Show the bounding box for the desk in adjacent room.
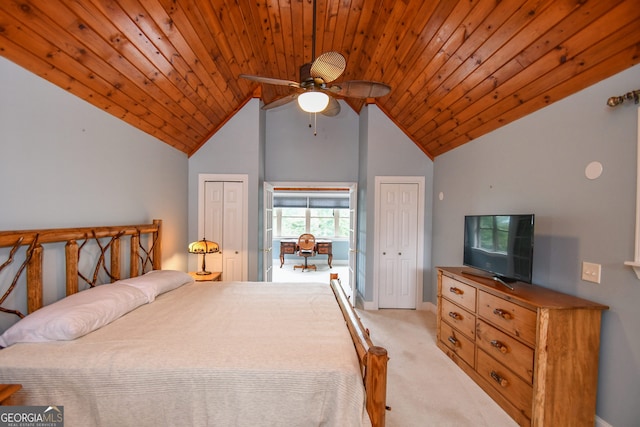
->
[279,239,332,268]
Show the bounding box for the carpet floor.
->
[357,308,517,427]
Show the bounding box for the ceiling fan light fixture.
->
[297,91,330,113]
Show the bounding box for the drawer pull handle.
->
[447,336,458,346]
[493,308,513,320]
[448,311,462,320]
[449,287,463,295]
[490,339,509,354]
[490,370,509,387]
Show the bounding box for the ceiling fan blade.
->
[321,97,341,117]
[338,80,391,98]
[239,74,301,88]
[262,93,299,110]
[310,52,346,83]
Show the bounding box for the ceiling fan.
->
[239,0,391,117]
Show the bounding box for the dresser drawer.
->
[440,321,475,367]
[478,291,537,346]
[441,275,477,313]
[280,242,296,254]
[440,297,475,339]
[476,320,534,383]
[477,349,533,420]
[316,242,331,254]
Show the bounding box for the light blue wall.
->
[360,106,434,302]
[264,100,359,182]
[0,57,189,325]
[187,99,262,280]
[432,63,640,426]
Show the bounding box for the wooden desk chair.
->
[293,233,317,271]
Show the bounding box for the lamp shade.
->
[188,239,219,254]
[297,91,330,113]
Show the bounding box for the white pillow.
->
[0,283,147,348]
[119,270,193,302]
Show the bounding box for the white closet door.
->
[204,181,245,281]
[204,181,224,274]
[378,182,418,309]
[222,181,244,281]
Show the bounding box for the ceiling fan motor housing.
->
[300,63,315,87]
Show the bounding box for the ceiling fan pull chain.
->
[307,112,318,136]
[314,112,318,136]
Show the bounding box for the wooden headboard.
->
[0,219,162,319]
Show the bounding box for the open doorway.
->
[264,182,357,302]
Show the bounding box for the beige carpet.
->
[357,308,517,427]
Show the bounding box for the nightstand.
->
[189,271,222,282]
[0,384,21,405]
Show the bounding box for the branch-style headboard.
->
[0,219,162,319]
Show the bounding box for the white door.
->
[222,182,244,281]
[204,181,223,275]
[204,181,245,281]
[378,182,418,309]
[348,184,358,305]
[263,183,274,282]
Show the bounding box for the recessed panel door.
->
[378,183,418,309]
[204,181,245,281]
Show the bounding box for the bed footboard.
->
[330,277,388,427]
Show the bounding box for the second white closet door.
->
[378,182,418,309]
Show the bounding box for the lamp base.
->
[195,270,211,275]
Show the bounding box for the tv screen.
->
[463,214,534,283]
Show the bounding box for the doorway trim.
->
[266,180,358,299]
[197,173,249,280]
[372,175,425,310]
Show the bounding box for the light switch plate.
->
[582,261,601,284]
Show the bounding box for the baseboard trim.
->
[595,415,612,427]
[360,300,436,311]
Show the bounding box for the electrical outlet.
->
[582,262,601,284]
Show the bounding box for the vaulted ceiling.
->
[1,1,639,158]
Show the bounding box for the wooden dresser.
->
[437,267,608,426]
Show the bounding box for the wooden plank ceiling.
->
[1,1,639,158]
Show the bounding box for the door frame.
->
[265,180,358,296]
[263,182,274,282]
[198,173,249,281]
[372,176,425,310]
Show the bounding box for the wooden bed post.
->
[26,244,43,313]
[365,346,388,426]
[111,237,121,282]
[152,219,162,270]
[65,240,79,296]
[130,233,140,278]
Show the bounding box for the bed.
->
[0,220,388,427]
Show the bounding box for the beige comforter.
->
[0,282,370,427]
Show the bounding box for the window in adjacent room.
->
[274,194,349,239]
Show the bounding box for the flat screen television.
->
[463,214,535,285]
